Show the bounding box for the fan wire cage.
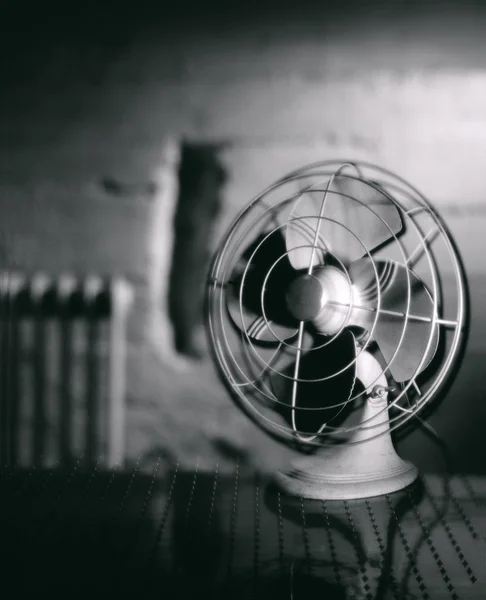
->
[207,161,466,458]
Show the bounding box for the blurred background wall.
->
[1,0,485,474]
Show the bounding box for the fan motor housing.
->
[312,267,355,336]
[285,266,355,336]
[285,274,324,322]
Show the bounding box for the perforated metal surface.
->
[0,462,484,599]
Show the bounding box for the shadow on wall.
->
[168,142,228,359]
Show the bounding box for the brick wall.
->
[2,2,486,473]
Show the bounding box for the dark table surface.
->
[0,463,484,599]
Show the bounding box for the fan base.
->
[275,456,418,501]
[275,393,419,500]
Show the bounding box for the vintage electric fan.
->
[206,161,467,500]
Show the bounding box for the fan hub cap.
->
[313,267,354,335]
[285,274,325,322]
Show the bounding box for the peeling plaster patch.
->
[168,142,227,358]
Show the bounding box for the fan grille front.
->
[207,161,467,447]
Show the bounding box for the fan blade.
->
[271,330,357,434]
[240,227,289,271]
[307,176,403,264]
[226,291,298,343]
[349,258,439,382]
[285,193,328,270]
[226,229,298,342]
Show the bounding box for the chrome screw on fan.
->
[207,160,467,500]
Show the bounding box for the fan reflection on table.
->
[264,476,425,600]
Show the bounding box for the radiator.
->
[0,272,134,469]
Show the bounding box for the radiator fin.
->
[0,272,133,469]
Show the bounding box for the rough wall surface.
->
[2,2,486,473]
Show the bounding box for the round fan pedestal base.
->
[275,454,418,501]
[275,394,419,501]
